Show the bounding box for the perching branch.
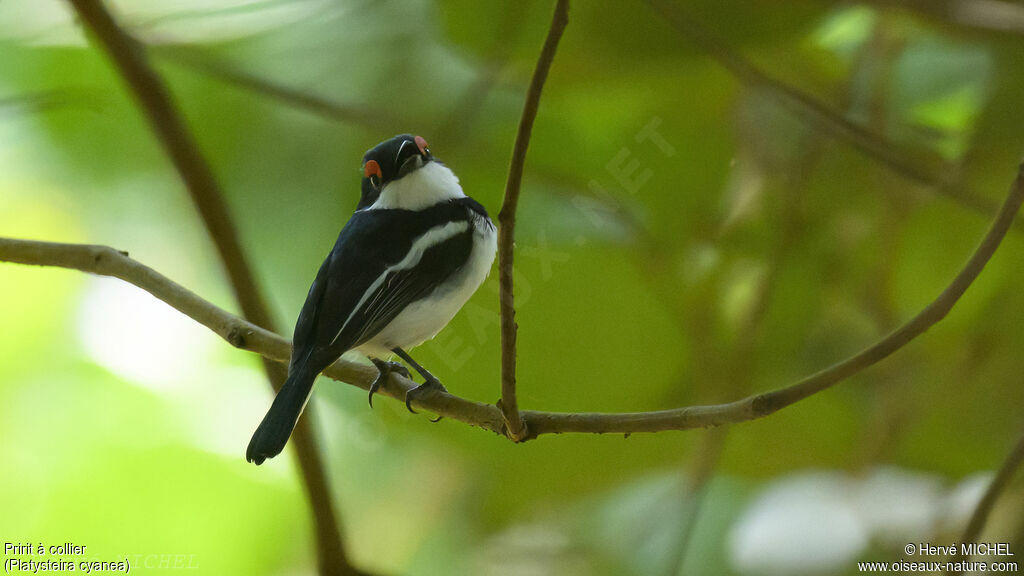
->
[945,425,1024,576]
[0,237,504,432]
[64,1,359,574]
[496,0,570,442]
[2,164,1020,440]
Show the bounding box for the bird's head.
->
[358,134,438,210]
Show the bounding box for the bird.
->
[246,134,497,465]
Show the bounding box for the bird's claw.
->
[368,359,411,408]
[404,377,447,415]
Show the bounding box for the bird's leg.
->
[392,347,447,416]
[368,357,411,408]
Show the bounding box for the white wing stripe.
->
[329,220,470,346]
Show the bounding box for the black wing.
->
[289,201,476,376]
[342,223,473,347]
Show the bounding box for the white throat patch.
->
[366,161,466,211]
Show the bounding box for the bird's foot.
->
[368,359,411,408]
[405,376,448,416]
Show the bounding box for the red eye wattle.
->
[364,159,382,179]
[414,135,429,156]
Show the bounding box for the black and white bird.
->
[246,134,497,465]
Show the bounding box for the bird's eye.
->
[414,135,429,156]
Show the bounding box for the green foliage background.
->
[2,1,1023,574]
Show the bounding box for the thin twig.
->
[3,163,1019,439]
[945,425,1024,576]
[496,0,570,442]
[64,1,359,574]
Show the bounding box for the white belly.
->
[355,218,496,358]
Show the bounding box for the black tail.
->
[246,368,315,465]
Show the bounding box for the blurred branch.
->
[67,0,274,329]
[147,21,604,210]
[850,24,919,469]
[668,426,726,575]
[3,162,1020,439]
[151,44,401,130]
[0,90,76,114]
[946,425,1024,576]
[863,0,1024,35]
[523,161,1023,437]
[672,166,805,572]
[132,0,298,30]
[644,0,1024,232]
[497,0,570,442]
[64,1,360,574]
[432,1,531,143]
